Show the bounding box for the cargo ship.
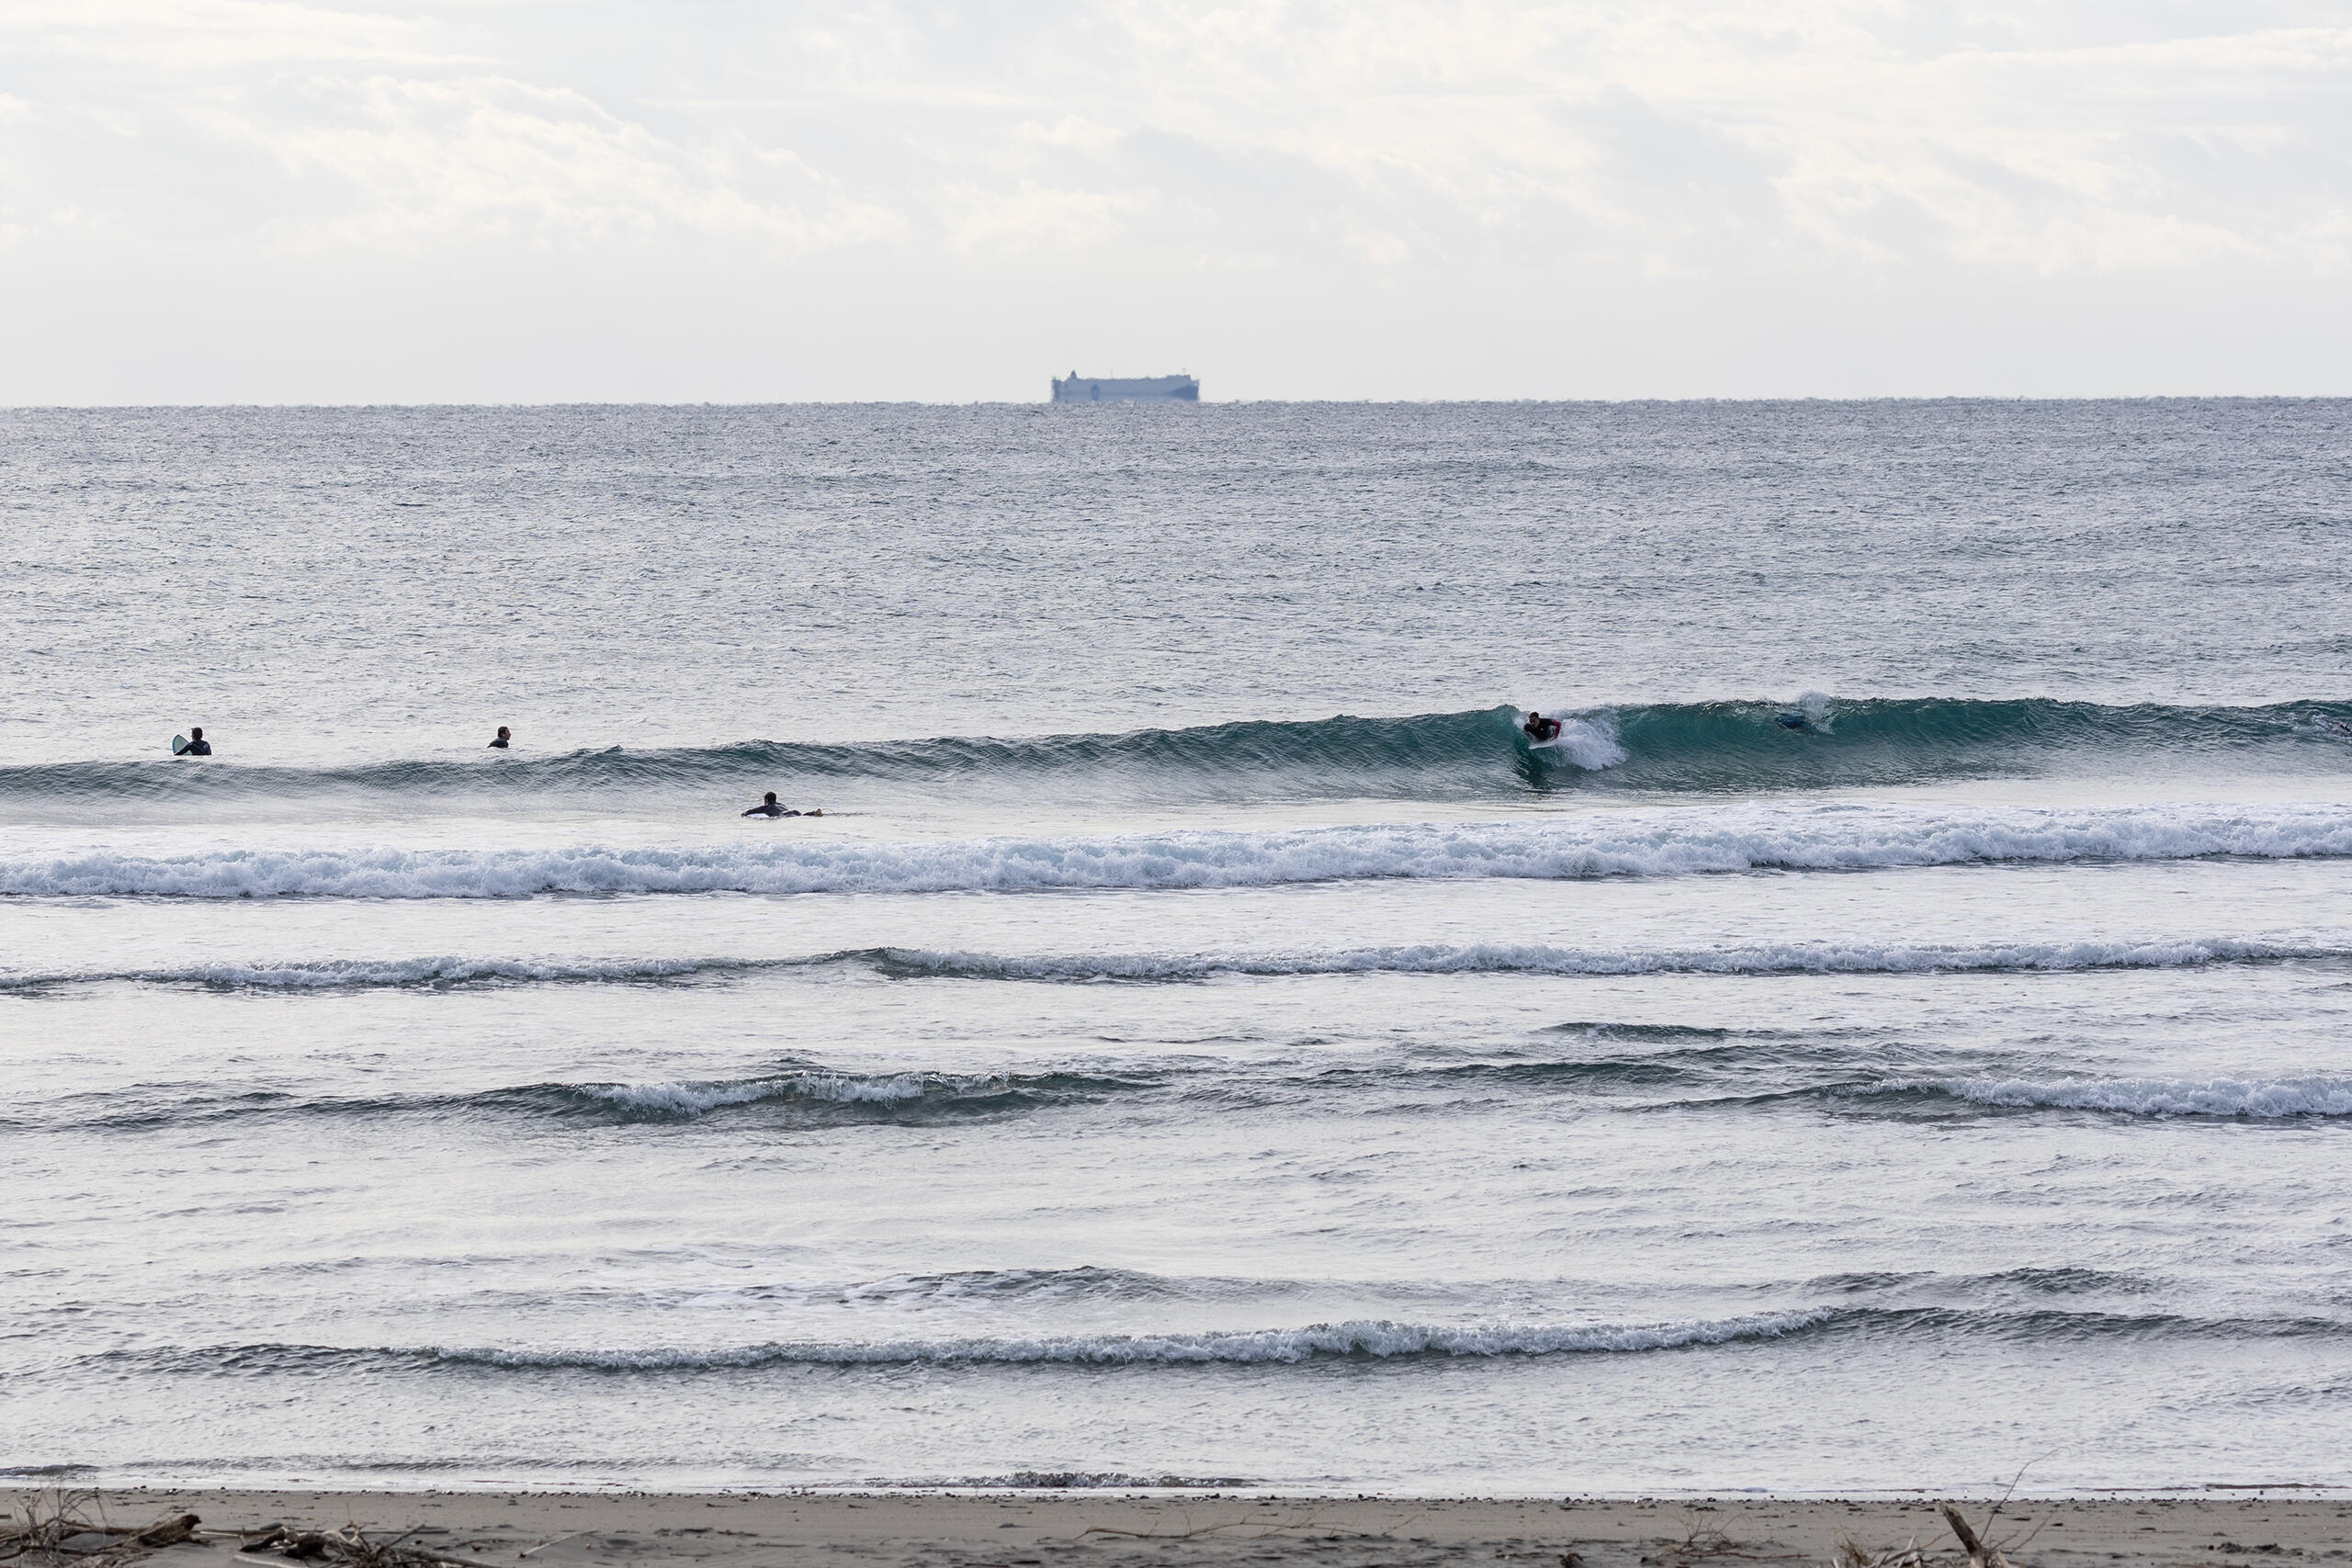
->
[1051,372,1199,403]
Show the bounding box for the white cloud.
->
[1,0,2347,397]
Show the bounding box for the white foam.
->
[6,802,2350,898]
[434,1309,1831,1369]
[1531,716,1630,770]
[1939,1077,2352,1117]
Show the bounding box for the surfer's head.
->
[763,792,778,805]
[496,726,511,740]
[190,727,204,740]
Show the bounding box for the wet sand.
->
[46,1489,2352,1568]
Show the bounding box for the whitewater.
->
[6,399,2352,1497]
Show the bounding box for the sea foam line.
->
[6,802,2352,898]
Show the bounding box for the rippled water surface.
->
[4,400,2350,1493]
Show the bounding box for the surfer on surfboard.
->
[173,727,212,757]
[1521,712,1563,743]
[742,792,822,818]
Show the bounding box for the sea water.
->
[3,400,2350,1494]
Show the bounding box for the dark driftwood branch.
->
[1938,1504,2015,1568]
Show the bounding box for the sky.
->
[3,0,2349,402]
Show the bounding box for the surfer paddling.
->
[743,792,822,818]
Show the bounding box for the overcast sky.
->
[4,0,2349,401]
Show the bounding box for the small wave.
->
[8,933,2335,995]
[102,1303,2352,1380]
[27,1068,1141,1133]
[1926,1077,2352,1118]
[126,1311,1834,1373]
[0,955,756,992]
[927,1472,1248,1490]
[547,1070,1106,1121]
[7,802,2351,899]
[868,935,2342,982]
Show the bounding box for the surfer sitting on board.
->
[489,726,512,749]
[1521,712,1563,743]
[743,792,821,818]
[175,727,212,757]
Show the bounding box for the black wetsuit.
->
[488,737,510,749]
[181,738,212,756]
[742,803,800,818]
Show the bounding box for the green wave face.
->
[3,698,2346,804]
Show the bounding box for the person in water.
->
[1521,711,1562,742]
[489,726,512,749]
[178,727,212,757]
[743,792,822,818]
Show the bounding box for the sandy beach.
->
[30,1490,2349,1568]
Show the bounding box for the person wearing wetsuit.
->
[179,727,213,757]
[489,726,512,749]
[742,792,822,818]
[1521,712,1562,742]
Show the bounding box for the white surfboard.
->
[171,734,190,755]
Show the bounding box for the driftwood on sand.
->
[1,1494,204,1568]
[1,1495,501,1568]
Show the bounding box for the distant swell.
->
[6,802,2351,898]
[8,698,2349,802]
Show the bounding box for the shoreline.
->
[17,1489,2348,1567]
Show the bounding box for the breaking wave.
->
[7,801,2352,898]
[6,697,2349,806]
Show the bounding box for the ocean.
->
[4,400,2350,1495]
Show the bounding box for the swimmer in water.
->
[742,792,822,818]
[488,726,512,749]
[1521,711,1562,742]
[1775,712,1816,732]
[178,727,212,757]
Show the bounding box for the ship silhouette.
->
[1051,371,1199,403]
